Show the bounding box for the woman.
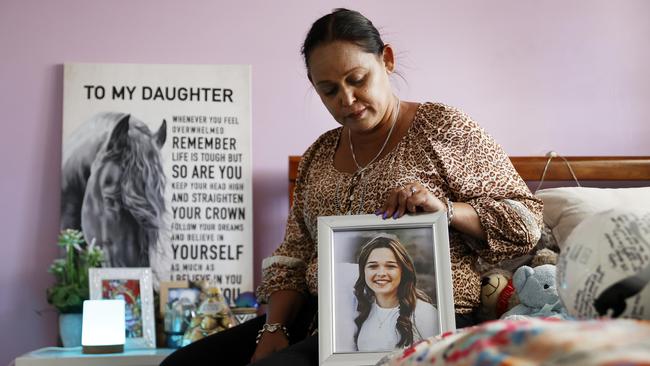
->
[162,8,542,366]
[353,236,438,352]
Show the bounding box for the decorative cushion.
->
[557,208,650,320]
[535,187,650,250]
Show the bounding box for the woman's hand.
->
[250,331,289,362]
[377,182,446,219]
[377,182,487,240]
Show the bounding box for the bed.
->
[288,155,650,365]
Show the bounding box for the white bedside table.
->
[14,347,174,366]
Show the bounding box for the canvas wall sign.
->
[62,63,253,302]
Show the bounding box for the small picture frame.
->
[159,281,202,316]
[89,267,156,349]
[318,212,456,366]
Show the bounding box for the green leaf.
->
[47,229,104,313]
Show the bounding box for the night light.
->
[81,299,125,354]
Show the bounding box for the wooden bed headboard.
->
[288,156,650,207]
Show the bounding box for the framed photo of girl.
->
[318,212,455,366]
[89,267,156,349]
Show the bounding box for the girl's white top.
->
[357,299,438,352]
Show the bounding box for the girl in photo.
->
[354,235,438,351]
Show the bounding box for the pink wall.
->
[1,0,649,363]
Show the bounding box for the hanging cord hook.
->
[534,151,581,194]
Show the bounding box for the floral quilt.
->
[377,318,650,366]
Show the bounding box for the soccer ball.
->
[557,208,650,320]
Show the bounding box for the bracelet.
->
[445,198,454,226]
[256,323,289,344]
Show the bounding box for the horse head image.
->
[61,112,166,267]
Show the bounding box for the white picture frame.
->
[318,212,456,366]
[89,267,156,349]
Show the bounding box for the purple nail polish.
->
[375,209,383,215]
[382,212,388,220]
[393,212,399,219]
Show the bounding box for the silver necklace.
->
[377,306,399,329]
[337,98,400,215]
[348,97,401,173]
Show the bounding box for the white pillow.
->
[535,187,650,250]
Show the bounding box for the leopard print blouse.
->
[256,102,543,313]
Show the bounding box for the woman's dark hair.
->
[301,8,385,77]
[353,235,432,348]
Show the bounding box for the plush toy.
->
[478,247,562,320]
[502,264,570,320]
[530,248,558,267]
[479,268,519,320]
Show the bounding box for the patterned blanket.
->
[377,318,650,366]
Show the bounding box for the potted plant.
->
[47,229,103,347]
